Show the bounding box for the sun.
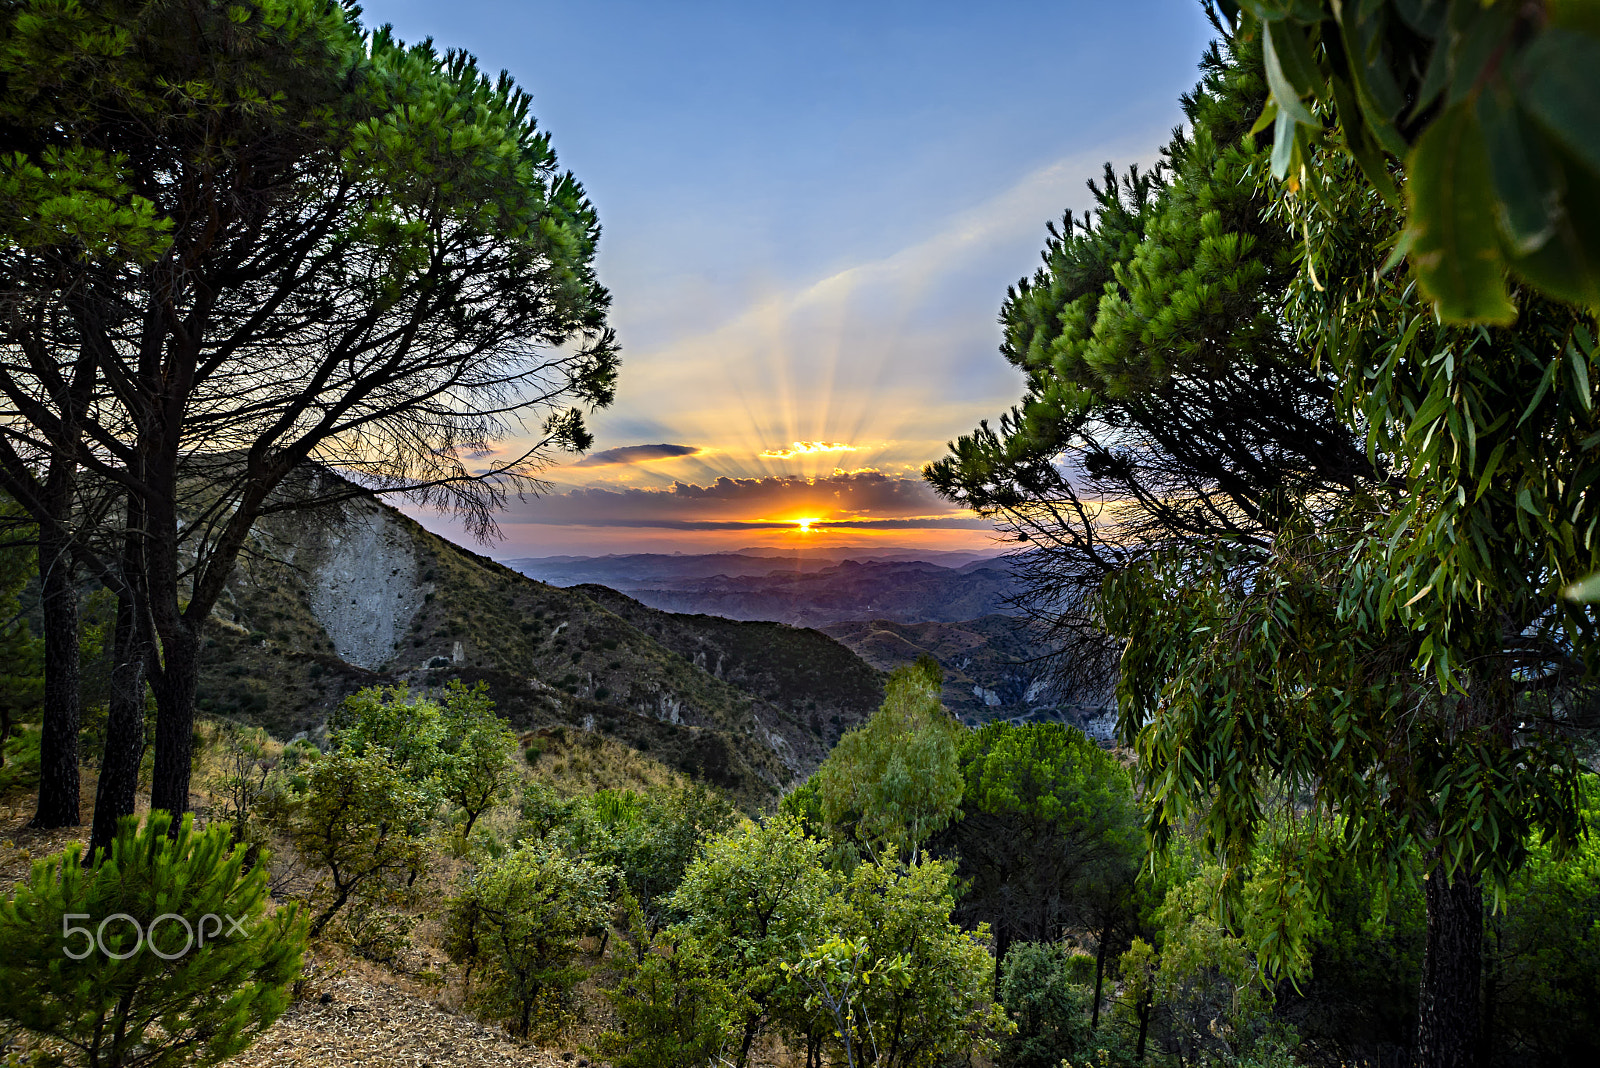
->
[795,517,821,533]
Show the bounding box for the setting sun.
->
[795,517,821,533]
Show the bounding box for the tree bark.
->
[1135,989,1152,1061]
[1092,918,1111,1030]
[30,463,80,828]
[148,623,200,819]
[1415,866,1483,1068]
[90,586,150,860]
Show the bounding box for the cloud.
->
[758,441,858,460]
[506,471,972,530]
[571,443,703,467]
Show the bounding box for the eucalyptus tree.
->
[1232,0,1600,322]
[0,0,617,836]
[928,10,1600,1068]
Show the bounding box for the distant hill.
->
[821,615,1115,739]
[505,551,1020,628]
[193,493,885,808]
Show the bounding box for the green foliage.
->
[0,502,42,754]
[1235,0,1600,320]
[811,858,1007,1068]
[330,685,449,783]
[444,844,612,1039]
[665,815,835,1066]
[815,661,962,865]
[434,681,519,837]
[592,784,737,930]
[0,812,305,1068]
[599,900,738,1068]
[997,942,1091,1068]
[274,746,436,937]
[1143,867,1285,1066]
[940,722,1141,951]
[206,722,276,850]
[0,726,41,795]
[1484,776,1600,1064]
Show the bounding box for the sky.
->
[359,0,1219,558]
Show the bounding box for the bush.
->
[275,746,436,937]
[599,901,737,1068]
[444,845,612,1039]
[0,812,305,1068]
[0,725,41,795]
[433,681,519,837]
[998,942,1091,1068]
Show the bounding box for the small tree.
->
[821,858,1007,1068]
[435,681,519,838]
[601,783,737,932]
[278,747,436,936]
[666,815,835,1068]
[815,657,962,866]
[331,685,449,783]
[782,935,903,1068]
[0,812,305,1068]
[935,721,1141,982]
[996,942,1091,1068]
[444,844,612,1039]
[599,898,739,1068]
[208,722,276,849]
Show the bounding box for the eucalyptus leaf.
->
[1405,102,1516,324]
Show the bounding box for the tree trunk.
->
[992,925,1012,995]
[90,588,150,860]
[148,623,200,819]
[1415,866,1483,1068]
[1135,989,1152,1061]
[736,1010,764,1068]
[30,470,80,829]
[1091,918,1111,1030]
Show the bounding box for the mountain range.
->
[505,549,1021,628]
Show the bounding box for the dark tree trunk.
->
[90,587,150,860]
[148,623,200,819]
[1092,918,1111,1030]
[736,1010,764,1068]
[30,467,80,829]
[992,925,1013,995]
[1135,990,1152,1061]
[1416,867,1483,1068]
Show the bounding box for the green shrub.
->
[599,900,736,1068]
[997,942,1091,1068]
[0,725,41,795]
[0,812,305,1068]
[434,681,519,837]
[444,845,612,1038]
[273,746,435,936]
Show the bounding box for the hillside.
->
[193,491,885,808]
[821,615,1114,737]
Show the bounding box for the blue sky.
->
[362,0,1219,555]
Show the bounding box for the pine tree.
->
[0,812,306,1067]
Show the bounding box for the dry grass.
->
[519,726,689,798]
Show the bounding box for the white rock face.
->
[306,500,427,670]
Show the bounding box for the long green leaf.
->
[1405,102,1516,324]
